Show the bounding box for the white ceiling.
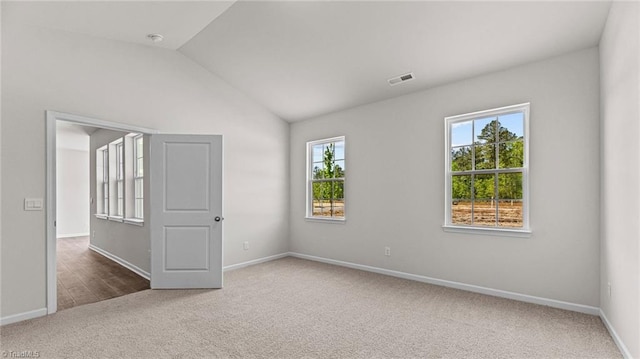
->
[180,1,611,121]
[5,1,612,122]
[4,1,235,50]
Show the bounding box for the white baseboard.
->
[600,309,632,359]
[57,232,90,239]
[89,244,150,280]
[289,252,600,316]
[0,252,628,359]
[1,308,47,326]
[224,252,289,272]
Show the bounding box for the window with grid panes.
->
[307,137,345,220]
[444,103,530,234]
[133,135,144,219]
[97,147,109,215]
[115,142,124,217]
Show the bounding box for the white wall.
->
[599,1,640,357]
[1,6,289,319]
[56,147,90,238]
[291,48,601,307]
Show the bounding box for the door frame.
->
[45,111,157,314]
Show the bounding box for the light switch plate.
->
[24,198,44,211]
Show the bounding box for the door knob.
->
[215,216,224,222]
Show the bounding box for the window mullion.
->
[452,168,522,176]
[470,174,475,225]
[494,172,499,227]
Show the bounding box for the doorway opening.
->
[46,111,157,314]
[55,121,152,310]
[46,111,224,315]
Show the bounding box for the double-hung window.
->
[444,103,530,234]
[102,149,109,214]
[97,146,109,215]
[133,135,144,219]
[115,141,124,217]
[307,136,345,220]
[96,132,144,224]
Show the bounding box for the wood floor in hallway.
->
[57,236,150,311]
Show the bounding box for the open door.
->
[150,134,223,288]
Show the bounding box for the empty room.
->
[1,1,638,358]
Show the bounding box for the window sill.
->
[124,218,144,227]
[95,214,144,226]
[442,225,531,238]
[305,216,346,224]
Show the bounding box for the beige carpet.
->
[1,257,621,358]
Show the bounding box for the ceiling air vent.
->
[388,72,415,86]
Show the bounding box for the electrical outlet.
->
[608,282,611,297]
[384,247,391,256]
[243,241,249,250]
[92,230,96,238]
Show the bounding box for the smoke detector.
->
[147,34,164,43]
[388,72,415,86]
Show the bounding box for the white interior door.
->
[150,134,223,289]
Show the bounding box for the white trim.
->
[46,111,158,315]
[45,113,57,314]
[89,244,150,280]
[443,103,530,233]
[132,134,144,220]
[223,252,289,272]
[123,218,144,226]
[599,309,632,359]
[442,225,531,238]
[306,136,346,147]
[306,136,346,220]
[0,308,47,326]
[304,217,346,224]
[56,232,90,239]
[47,111,158,135]
[288,252,600,316]
[445,103,531,122]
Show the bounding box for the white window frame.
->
[306,136,346,222]
[96,146,109,218]
[133,135,144,220]
[96,134,144,225]
[443,103,531,237]
[103,148,109,215]
[115,141,124,217]
[95,133,144,226]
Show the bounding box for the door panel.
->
[150,134,223,289]
[164,226,210,270]
[164,142,210,211]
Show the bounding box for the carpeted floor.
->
[0,257,621,358]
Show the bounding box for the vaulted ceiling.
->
[4,1,235,50]
[5,1,612,122]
